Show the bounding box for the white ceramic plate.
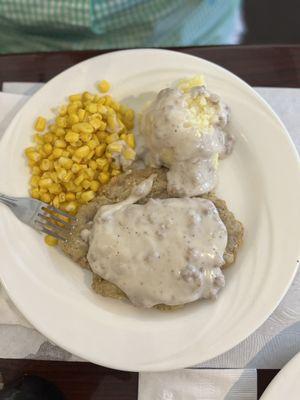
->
[261,352,300,399]
[0,49,299,372]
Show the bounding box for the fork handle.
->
[0,193,18,208]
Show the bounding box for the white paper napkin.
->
[0,83,299,368]
[139,369,257,400]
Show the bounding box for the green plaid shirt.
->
[0,0,241,54]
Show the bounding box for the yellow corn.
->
[111,169,121,177]
[35,117,46,132]
[88,160,98,170]
[74,145,90,159]
[32,166,41,176]
[72,122,94,134]
[55,127,65,137]
[81,190,95,203]
[74,174,85,186]
[39,178,53,188]
[83,91,94,101]
[40,159,51,171]
[82,179,91,190]
[86,103,98,113]
[107,141,123,153]
[69,93,82,102]
[54,139,67,148]
[95,143,106,157]
[123,147,136,160]
[90,180,100,192]
[65,192,75,201]
[68,114,80,125]
[27,151,41,162]
[44,235,58,246]
[30,176,40,187]
[71,163,81,174]
[89,118,102,130]
[64,201,78,214]
[99,172,110,184]
[58,192,66,203]
[49,183,62,194]
[52,195,60,208]
[30,188,40,199]
[58,156,73,169]
[40,193,51,203]
[126,133,136,149]
[59,105,67,116]
[56,116,67,128]
[77,108,86,121]
[98,80,110,93]
[43,143,53,155]
[105,133,119,144]
[87,139,97,150]
[96,158,108,170]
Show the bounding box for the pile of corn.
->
[24,81,136,245]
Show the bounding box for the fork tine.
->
[42,205,77,221]
[36,217,71,234]
[38,212,70,227]
[39,226,67,242]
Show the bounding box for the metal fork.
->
[0,193,77,241]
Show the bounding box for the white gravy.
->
[86,177,228,308]
[140,86,233,196]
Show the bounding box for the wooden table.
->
[0,44,299,399]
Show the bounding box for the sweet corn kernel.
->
[32,166,41,176]
[74,145,89,159]
[34,133,44,144]
[59,105,67,116]
[41,193,51,203]
[78,108,86,121]
[86,103,97,113]
[44,235,58,246]
[64,201,78,213]
[82,179,91,190]
[123,147,136,160]
[89,118,102,130]
[30,176,40,187]
[30,188,40,199]
[58,193,66,202]
[71,163,81,174]
[95,143,106,157]
[49,183,62,194]
[52,195,60,208]
[58,156,73,169]
[107,141,123,153]
[55,127,65,137]
[43,143,53,155]
[87,139,97,150]
[81,190,95,203]
[27,151,41,162]
[85,168,95,179]
[83,91,94,101]
[90,180,100,191]
[69,93,82,102]
[104,95,112,106]
[67,104,78,115]
[111,169,121,177]
[72,122,94,134]
[126,133,136,149]
[43,133,54,143]
[56,116,67,128]
[99,172,110,184]
[40,159,51,171]
[106,133,119,144]
[88,160,98,170]
[62,171,73,183]
[74,174,85,186]
[65,192,75,201]
[68,114,80,125]
[80,132,92,143]
[125,109,134,121]
[96,158,108,170]
[54,139,67,148]
[35,117,46,132]
[39,178,53,188]
[52,148,63,159]
[98,80,110,93]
